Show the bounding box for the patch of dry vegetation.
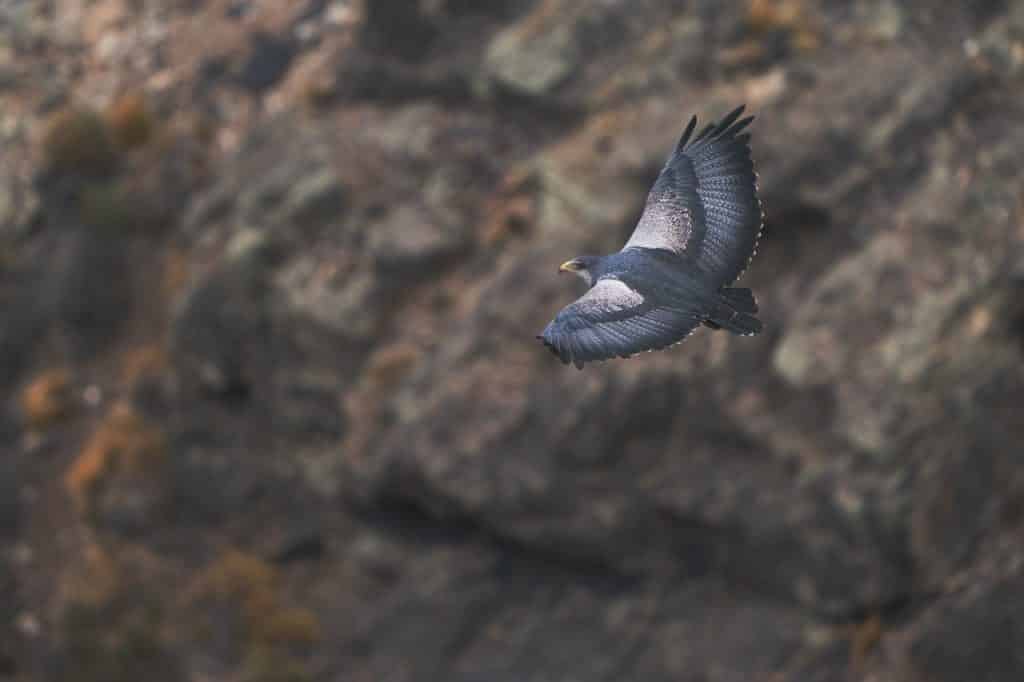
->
[363,343,421,391]
[62,541,123,606]
[55,542,179,682]
[747,0,819,51]
[482,166,538,246]
[43,107,119,176]
[850,613,883,671]
[118,343,170,387]
[107,92,156,150]
[186,549,320,681]
[79,181,143,233]
[21,368,74,429]
[187,550,321,646]
[64,402,167,515]
[161,246,192,300]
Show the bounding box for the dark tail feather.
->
[719,287,758,314]
[706,288,762,336]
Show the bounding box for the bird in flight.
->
[538,105,764,369]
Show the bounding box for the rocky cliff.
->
[2,1,1024,680]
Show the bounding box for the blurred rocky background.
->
[1,0,1023,680]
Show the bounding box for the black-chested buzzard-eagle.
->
[538,105,765,369]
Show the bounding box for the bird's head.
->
[559,255,601,286]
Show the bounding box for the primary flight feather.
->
[538,105,765,369]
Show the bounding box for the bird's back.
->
[613,248,718,307]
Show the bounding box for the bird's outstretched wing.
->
[538,278,703,369]
[623,105,763,287]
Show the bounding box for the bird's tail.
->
[705,287,762,336]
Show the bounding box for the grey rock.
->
[167,444,251,526]
[484,17,578,97]
[269,520,325,563]
[361,104,441,160]
[0,559,17,677]
[184,115,349,244]
[773,121,1020,455]
[234,31,297,93]
[0,279,45,386]
[970,2,1024,76]
[236,161,347,236]
[909,421,998,590]
[95,475,168,537]
[0,449,19,539]
[341,532,820,682]
[0,180,13,232]
[277,166,346,232]
[362,0,438,61]
[480,0,696,105]
[862,1,905,42]
[274,257,382,341]
[270,369,346,441]
[369,203,467,273]
[345,247,912,618]
[51,229,133,361]
[896,574,1024,682]
[181,183,235,236]
[170,228,278,398]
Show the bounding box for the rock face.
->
[2,1,1024,681]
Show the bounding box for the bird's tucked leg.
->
[704,287,762,336]
[719,286,758,313]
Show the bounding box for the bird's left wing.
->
[623,106,762,287]
[538,278,703,368]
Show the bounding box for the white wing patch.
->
[579,278,644,312]
[624,204,694,253]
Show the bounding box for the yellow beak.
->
[559,260,579,273]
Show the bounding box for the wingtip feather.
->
[676,115,698,152]
[684,105,754,150]
[724,114,755,138]
[694,122,716,143]
[713,105,745,137]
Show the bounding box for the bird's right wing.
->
[623,106,763,287]
[537,278,703,368]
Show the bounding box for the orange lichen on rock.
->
[747,0,819,51]
[107,92,156,150]
[258,607,323,646]
[481,167,538,246]
[340,343,422,460]
[850,613,883,671]
[161,246,191,301]
[64,402,167,514]
[514,0,564,42]
[482,194,535,245]
[363,343,421,392]
[748,0,802,29]
[187,550,322,647]
[189,549,277,609]
[119,344,170,387]
[21,368,73,429]
[62,541,123,606]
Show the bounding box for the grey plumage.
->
[538,105,765,369]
